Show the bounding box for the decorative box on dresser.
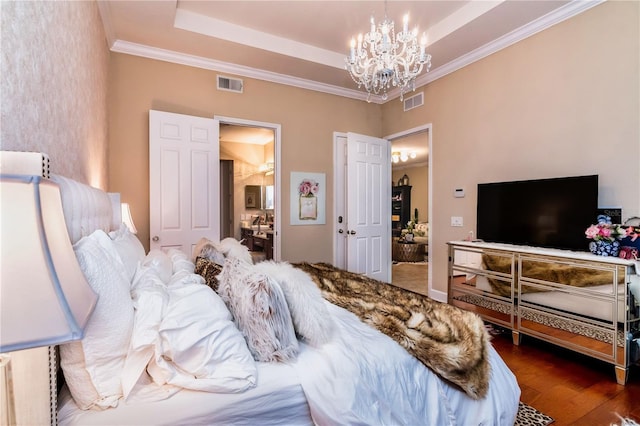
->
[447,241,640,384]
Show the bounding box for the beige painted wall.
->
[393,166,429,223]
[382,1,640,295]
[0,0,110,188]
[108,53,382,261]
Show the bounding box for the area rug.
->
[516,402,554,426]
[391,261,428,296]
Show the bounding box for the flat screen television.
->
[476,175,598,251]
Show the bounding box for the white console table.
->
[447,241,640,384]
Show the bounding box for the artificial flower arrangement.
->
[405,220,415,234]
[585,215,640,257]
[585,215,640,242]
[402,220,424,237]
[401,220,426,237]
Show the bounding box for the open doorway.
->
[215,116,281,261]
[386,125,431,296]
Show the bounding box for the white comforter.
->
[59,250,520,425]
[60,300,520,425]
[294,302,520,426]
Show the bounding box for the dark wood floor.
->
[491,328,640,425]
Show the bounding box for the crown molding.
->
[108,0,604,104]
[96,0,116,48]
[110,40,376,103]
[393,161,429,171]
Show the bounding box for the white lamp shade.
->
[120,203,137,234]
[0,175,97,352]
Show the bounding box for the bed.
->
[49,174,520,425]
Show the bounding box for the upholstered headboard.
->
[46,175,122,425]
[51,175,121,244]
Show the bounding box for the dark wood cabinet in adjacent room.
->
[240,227,273,260]
[391,185,411,237]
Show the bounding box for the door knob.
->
[338,229,344,234]
[349,230,356,235]
[152,236,159,242]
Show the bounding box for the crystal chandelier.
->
[346,2,432,102]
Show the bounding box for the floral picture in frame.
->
[290,172,326,225]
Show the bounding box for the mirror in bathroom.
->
[264,185,274,210]
[245,185,262,209]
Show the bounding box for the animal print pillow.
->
[195,256,224,291]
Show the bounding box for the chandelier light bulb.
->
[400,152,409,162]
[410,151,417,159]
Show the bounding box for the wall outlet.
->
[451,216,464,227]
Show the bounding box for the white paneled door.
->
[149,110,219,254]
[345,132,391,282]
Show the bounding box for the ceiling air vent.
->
[217,75,243,93]
[403,92,424,112]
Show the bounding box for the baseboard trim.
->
[429,288,447,303]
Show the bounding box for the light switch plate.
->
[451,216,463,227]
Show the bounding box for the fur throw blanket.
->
[482,254,617,297]
[293,262,491,399]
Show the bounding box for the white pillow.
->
[60,230,134,410]
[167,248,194,275]
[414,222,429,237]
[109,224,146,281]
[121,266,169,398]
[218,258,298,362]
[193,237,226,265]
[218,237,253,264]
[254,261,334,346]
[141,250,173,284]
[146,278,258,392]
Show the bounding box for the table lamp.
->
[0,174,97,424]
[120,202,137,234]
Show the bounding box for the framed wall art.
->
[290,171,326,225]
